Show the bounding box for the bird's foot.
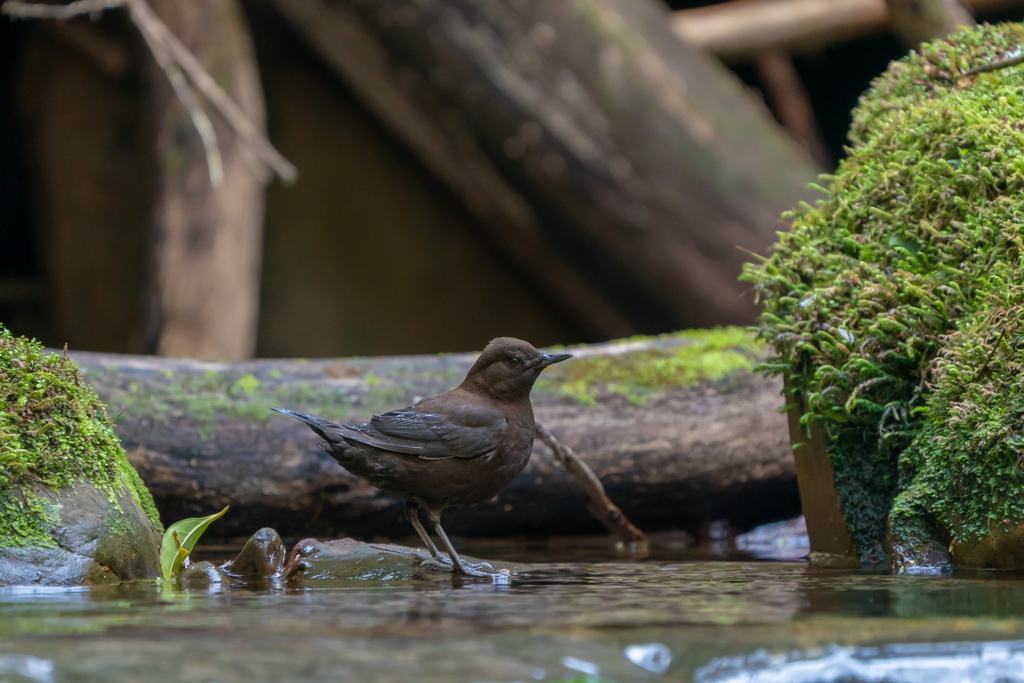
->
[415,556,454,572]
[453,565,495,578]
[458,561,494,575]
[415,555,499,578]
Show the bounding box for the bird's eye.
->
[511,356,520,364]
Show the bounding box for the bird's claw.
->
[454,564,495,578]
[415,556,498,578]
[415,556,453,571]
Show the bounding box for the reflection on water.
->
[696,640,1024,683]
[625,643,672,673]
[4,554,1024,681]
[0,654,55,683]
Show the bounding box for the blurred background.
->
[2,0,1022,360]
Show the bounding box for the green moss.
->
[233,373,260,395]
[1,492,60,550]
[540,327,765,406]
[892,282,1024,548]
[105,508,135,540]
[0,325,162,549]
[741,22,1024,560]
[104,366,355,428]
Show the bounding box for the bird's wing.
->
[341,401,506,461]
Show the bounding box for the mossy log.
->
[71,329,800,539]
[265,0,820,337]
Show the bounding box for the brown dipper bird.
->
[274,338,571,577]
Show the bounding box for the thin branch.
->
[127,0,297,183]
[973,325,1009,383]
[963,49,1024,77]
[129,0,223,185]
[2,0,124,19]
[535,423,648,548]
[1,0,297,185]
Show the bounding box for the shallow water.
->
[4,542,1024,683]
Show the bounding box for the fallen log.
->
[72,330,800,540]
[265,0,821,335]
[671,0,1015,62]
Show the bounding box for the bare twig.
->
[2,0,123,19]
[127,0,297,182]
[973,325,1009,383]
[130,0,224,185]
[535,423,648,547]
[1,0,297,185]
[963,49,1024,77]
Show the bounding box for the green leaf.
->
[159,506,229,580]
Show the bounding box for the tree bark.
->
[145,0,267,361]
[265,0,821,335]
[71,335,800,539]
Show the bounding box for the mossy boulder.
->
[0,325,163,585]
[743,22,1024,569]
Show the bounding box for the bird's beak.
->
[538,353,572,368]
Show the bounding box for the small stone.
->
[227,528,286,580]
[179,561,230,586]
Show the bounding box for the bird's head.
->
[461,337,571,401]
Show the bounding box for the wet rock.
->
[889,519,952,574]
[0,481,161,587]
[179,561,231,586]
[950,525,1024,570]
[735,515,810,561]
[283,538,520,581]
[226,527,286,579]
[891,540,952,574]
[283,539,427,581]
[0,546,116,587]
[0,327,163,587]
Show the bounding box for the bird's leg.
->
[427,510,494,577]
[405,501,446,562]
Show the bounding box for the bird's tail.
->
[272,407,344,444]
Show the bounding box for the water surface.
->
[3,543,1024,682]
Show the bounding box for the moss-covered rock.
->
[742,22,1024,568]
[891,284,1024,568]
[0,325,163,585]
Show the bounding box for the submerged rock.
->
[743,22,1024,569]
[0,326,163,586]
[179,561,231,586]
[282,538,520,581]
